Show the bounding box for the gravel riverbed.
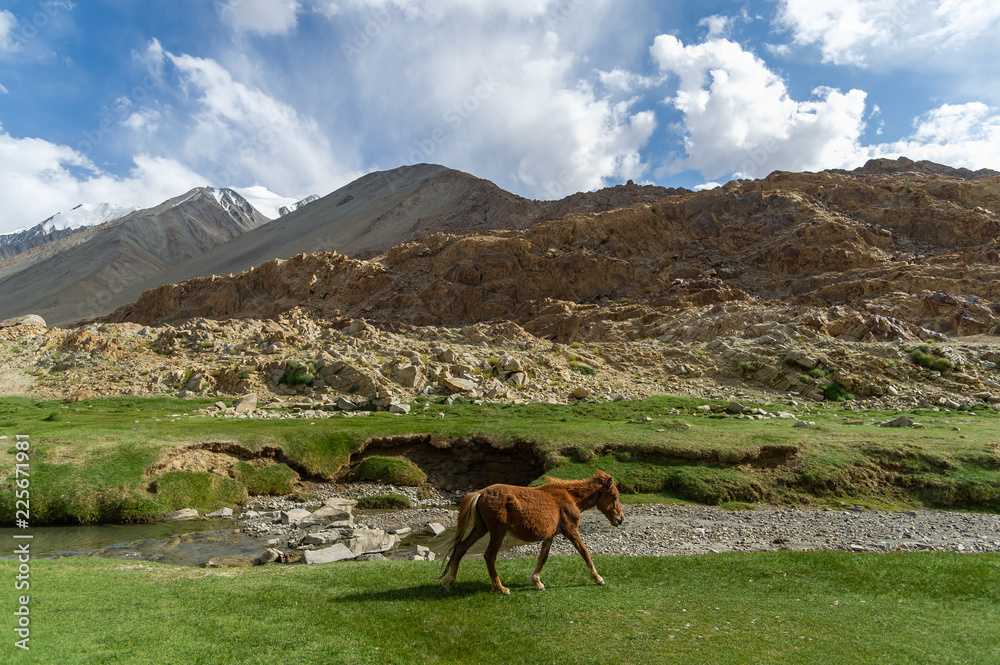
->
[243,482,1000,559]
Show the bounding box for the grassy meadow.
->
[2,551,997,664]
[2,394,1000,523]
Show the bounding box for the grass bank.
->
[5,551,998,664]
[2,395,1000,524]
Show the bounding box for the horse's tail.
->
[437,491,481,579]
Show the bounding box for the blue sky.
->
[1,0,999,233]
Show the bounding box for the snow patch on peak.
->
[278,194,321,217]
[232,186,298,220]
[40,202,139,233]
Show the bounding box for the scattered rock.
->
[878,415,914,428]
[163,508,200,521]
[233,393,257,413]
[303,544,357,564]
[424,522,447,537]
[205,507,234,519]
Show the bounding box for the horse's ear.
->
[595,469,613,487]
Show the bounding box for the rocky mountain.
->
[0,188,269,327]
[279,194,320,216]
[100,164,681,323]
[0,202,138,260]
[108,161,1000,348]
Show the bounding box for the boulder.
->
[440,376,477,393]
[343,529,400,556]
[252,549,284,565]
[303,544,357,564]
[233,393,257,413]
[879,415,913,428]
[424,522,447,537]
[301,531,341,546]
[0,314,46,328]
[205,507,233,519]
[280,508,312,524]
[389,403,411,415]
[163,508,199,521]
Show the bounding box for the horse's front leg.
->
[484,529,510,595]
[563,524,604,586]
[530,537,554,590]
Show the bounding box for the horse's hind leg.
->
[440,520,488,595]
[530,537,554,590]
[484,530,510,595]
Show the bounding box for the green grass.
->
[2,395,1000,524]
[355,493,412,509]
[152,471,248,512]
[232,462,298,496]
[7,552,998,664]
[350,456,427,486]
[911,347,954,372]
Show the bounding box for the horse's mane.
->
[542,475,600,487]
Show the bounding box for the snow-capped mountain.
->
[231,186,300,220]
[278,194,320,217]
[0,202,138,260]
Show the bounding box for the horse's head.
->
[594,470,624,526]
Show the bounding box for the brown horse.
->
[438,469,624,595]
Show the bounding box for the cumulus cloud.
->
[0,125,205,231]
[775,0,1000,68]
[221,0,302,35]
[651,35,868,180]
[330,0,655,198]
[870,102,1000,168]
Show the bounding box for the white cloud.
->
[0,10,18,51]
[698,14,733,39]
[870,102,1000,168]
[0,125,206,232]
[331,0,654,198]
[0,82,8,94]
[651,35,868,180]
[775,0,1000,68]
[221,0,302,35]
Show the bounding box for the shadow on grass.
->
[335,576,605,602]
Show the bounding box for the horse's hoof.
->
[533,582,545,591]
[497,586,511,595]
[594,576,605,586]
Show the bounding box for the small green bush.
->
[350,456,426,486]
[739,361,757,373]
[572,364,596,376]
[355,493,412,509]
[911,348,953,372]
[280,361,314,386]
[820,381,853,402]
[808,368,827,379]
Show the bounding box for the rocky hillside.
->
[0,188,269,327]
[5,158,1000,411]
[96,165,680,326]
[109,159,1000,344]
